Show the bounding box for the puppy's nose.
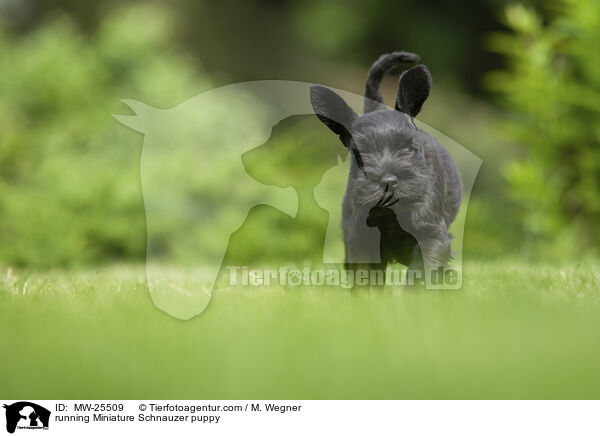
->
[380,175,398,188]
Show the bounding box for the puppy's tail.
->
[364,51,420,113]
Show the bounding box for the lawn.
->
[1,260,599,399]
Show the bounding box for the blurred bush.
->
[0,3,351,268]
[0,1,533,269]
[5,0,514,94]
[0,5,210,267]
[486,0,600,256]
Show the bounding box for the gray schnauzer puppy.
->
[310,52,463,282]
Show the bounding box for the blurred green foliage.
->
[290,0,506,90]
[3,0,596,268]
[486,0,600,255]
[4,0,511,93]
[0,5,210,267]
[0,2,508,269]
[0,3,357,268]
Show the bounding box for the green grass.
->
[1,260,600,399]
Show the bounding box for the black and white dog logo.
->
[3,402,50,434]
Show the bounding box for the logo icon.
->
[3,402,50,434]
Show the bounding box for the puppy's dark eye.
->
[406,145,422,156]
[402,147,416,157]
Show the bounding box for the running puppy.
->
[310,52,462,281]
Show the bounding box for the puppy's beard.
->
[349,174,426,210]
[394,176,429,202]
[350,182,389,209]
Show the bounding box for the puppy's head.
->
[310,65,432,209]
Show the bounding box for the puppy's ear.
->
[310,85,358,147]
[395,65,431,117]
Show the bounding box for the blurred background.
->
[1,0,599,269]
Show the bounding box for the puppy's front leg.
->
[343,211,388,286]
[344,211,382,265]
[417,232,451,287]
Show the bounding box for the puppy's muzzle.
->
[374,182,399,209]
[379,175,398,189]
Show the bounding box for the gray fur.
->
[310,51,463,280]
[364,51,420,113]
